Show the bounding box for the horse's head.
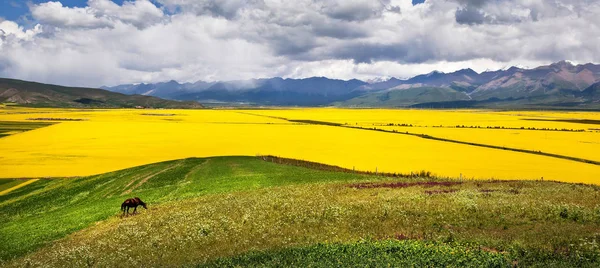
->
[134,197,148,209]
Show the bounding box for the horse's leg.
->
[133,206,137,214]
[126,207,130,216]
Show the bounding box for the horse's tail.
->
[121,202,126,211]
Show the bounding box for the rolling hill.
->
[0,78,203,108]
[1,156,599,266]
[335,86,471,107]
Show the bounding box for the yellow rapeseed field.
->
[376,127,600,162]
[0,106,599,184]
[249,108,600,130]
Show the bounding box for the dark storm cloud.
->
[455,0,489,8]
[455,6,488,25]
[319,0,400,22]
[325,7,380,21]
[453,0,533,25]
[453,0,491,25]
[328,42,436,64]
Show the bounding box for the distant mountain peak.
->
[550,60,575,69]
[454,68,478,75]
[425,70,442,77]
[365,77,393,84]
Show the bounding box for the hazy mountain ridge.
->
[96,61,600,108]
[581,82,600,101]
[104,77,368,106]
[0,78,203,108]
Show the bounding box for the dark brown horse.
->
[121,197,147,216]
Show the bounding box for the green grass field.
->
[0,180,22,192]
[203,240,510,267]
[0,121,55,138]
[1,156,600,267]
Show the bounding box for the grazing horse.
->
[121,197,147,216]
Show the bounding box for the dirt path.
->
[0,179,39,195]
[184,159,210,181]
[121,162,183,195]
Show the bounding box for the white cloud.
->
[30,0,164,29]
[0,0,600,87]
[30,1,113,29]
[0,20,42,49]
[88,0,164,28]
[0,20,41,40]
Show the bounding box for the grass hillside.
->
[338,87,470,107]
[1,156,600,267]
[0,78,203,108]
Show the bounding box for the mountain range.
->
[102,77,366,106]
[2,61,600,109]
[0,78,203,108]
[101,61,600,108]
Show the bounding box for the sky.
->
[0,0,599,87]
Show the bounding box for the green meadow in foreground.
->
[1,156,600,267]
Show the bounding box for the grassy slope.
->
[0,78,203,109]
[204,241,510,267]
[0,180,21,192]
[2,156,600,267]
[337,87,470,107]
[0,157,374,260]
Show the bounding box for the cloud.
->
[30,1,113,29]
[455,6,488,25]
[452,0,576,25]
[157,0,263,18]
[0,0,600,87]
[455,0,488,8]
[0,20,41,42]
[88,0,165,28]
[158,0,399,21]
[321,0,399,21]
[30,0,164,29]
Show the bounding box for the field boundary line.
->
[333,125,600,166]
[0,179,39,195]
[234,111,288,121]
[232,112,600,166]
[258,155,436,179]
